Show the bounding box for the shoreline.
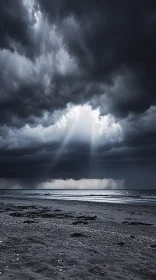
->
[1,194,156,206]
[0,197,156,279]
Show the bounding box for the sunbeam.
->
[47,106,81,174]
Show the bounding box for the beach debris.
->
[72,220,88,225]
[122,221,154,226]
[23,220,36,224]
[150,244,156,248]
[71,232,87,238]
[77,215,97,220]
[117,242,125,246]
[72,215,97,225]
[9,210,73,219]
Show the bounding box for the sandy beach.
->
[0,198,156,280]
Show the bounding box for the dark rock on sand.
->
[71,233,87,238]
[10,212,24,217]
[117,242,125,246]
[9,210,74,219]
[72,220,88,225]
[77,215,97,221]
[122,221,154,225]
[129,222,154,225]
[150,244,156,248]
[23,220,36,224]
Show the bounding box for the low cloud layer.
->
[39,178,125,190]
[0,178,124,190]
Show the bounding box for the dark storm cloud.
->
[0,0,156,188]
[0,0,156,125]
[0,0,37,56]
[39,0,156,116]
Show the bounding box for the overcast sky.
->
[0,0,156,189]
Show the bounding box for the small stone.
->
[117,242,125,246]
[71,232,86,238]
[150,244,156,248]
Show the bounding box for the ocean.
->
[0,189,156,205]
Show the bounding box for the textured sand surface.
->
[0,198,156,280]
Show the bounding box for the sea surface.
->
[0,189,156,205]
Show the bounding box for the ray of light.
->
[88,108,100,178]
[48,106,81,174]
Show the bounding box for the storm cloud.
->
[0,0,156,188]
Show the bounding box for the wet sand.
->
[0,198,156,280]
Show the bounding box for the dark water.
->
[0,189,156,205]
